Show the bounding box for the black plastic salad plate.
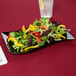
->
[1,18,75,54]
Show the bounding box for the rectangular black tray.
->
[1,30,75,54]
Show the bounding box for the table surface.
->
[0,0,76,76]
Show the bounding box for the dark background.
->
[0,0,76,76]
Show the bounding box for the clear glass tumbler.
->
[38,0,53,18]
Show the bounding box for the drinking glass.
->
[38,0,54,18]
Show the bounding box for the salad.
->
[7,18,67,54]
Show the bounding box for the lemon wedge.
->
[39,0,45,10]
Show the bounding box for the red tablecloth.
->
[0,0,76,76]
